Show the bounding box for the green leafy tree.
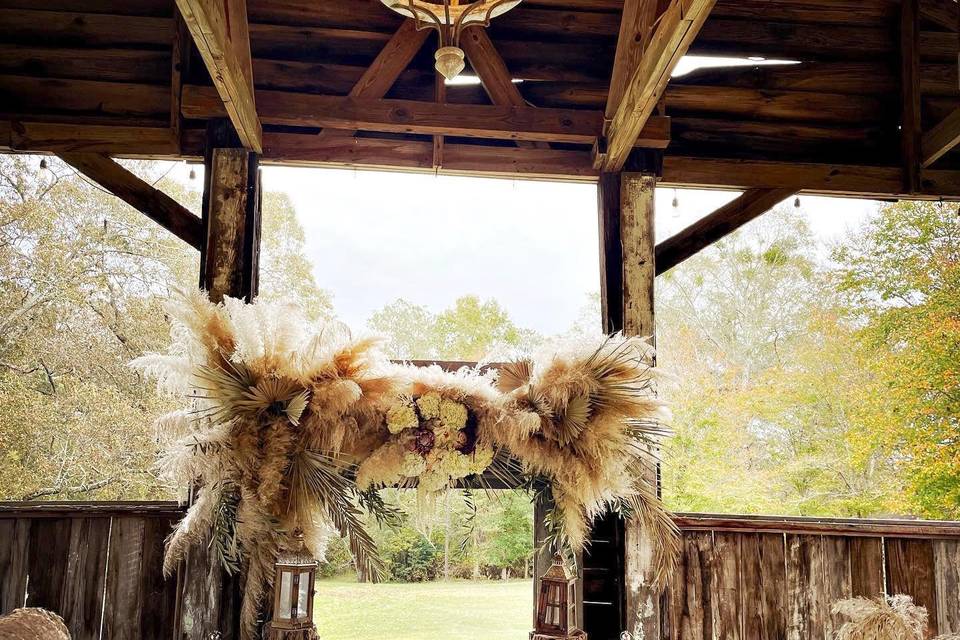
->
[833,200,960,517]
[369,295,541,360]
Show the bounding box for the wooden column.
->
[178,119,262,640]
[199,120,262,303]
[588,156,661,640]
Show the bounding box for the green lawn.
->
[314,577,533,640]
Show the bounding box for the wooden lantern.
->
[531,555,586,640]
[265,529,318,639]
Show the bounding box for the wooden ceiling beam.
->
[175,0,262,152]
[602,0,716,170]
[3,122,178,155]
[919,0,957,31]
[655,187,796,274]
[901,0,922,193]
[182,85,672,146]
[922,107,960,167]
[460,27,547,150]
[316,18,430,140]
[59,153,202,248]
[605,0,663,122]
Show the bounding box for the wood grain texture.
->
[934,540,960,634]
[603,0,716,170]
[786,534,820,640]
[740,533,787,640]
[176,0,262,151]
[710,533,741,640]
[922,107,960,168]
[203,147,255,302]
[886,538,939,637]
[183,85,672,146]
[620,172,656,338]
[60,518,110,640]
[103,516,146,640]
[849,537,885,598]
[59,152,203,248]
[901,0,922,192]
[0,519,30,614]
[655,187,795,274]
[820,536,854,638]
[459,27,547,150]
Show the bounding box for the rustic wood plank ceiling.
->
[0,0,959,198]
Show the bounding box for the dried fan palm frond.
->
[833,595,928,640]
[497,359,533,393]
[555,394,591,446]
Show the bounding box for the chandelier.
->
[380,0,522,80]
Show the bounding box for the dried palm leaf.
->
[556,394,591,446]
[286,450,385,580]
[497,359,533,393]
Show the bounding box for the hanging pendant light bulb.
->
[189,167,197,181]
[794,196,801,209]
[381,0,522,80]
[39,158,48,170]
[672,189,679,209]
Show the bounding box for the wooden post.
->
[178,119,262,640]
[199,120,262,303]
[589,153,661,640]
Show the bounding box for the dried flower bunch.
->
[136,291,678,637]
[832,595,960,640]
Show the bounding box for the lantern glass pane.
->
[278,570,293,619]
[297,570,311,619]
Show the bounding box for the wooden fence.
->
[2,504,959,640]
[589,514,960,640]
[0,502,181,640]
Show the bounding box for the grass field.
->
[314,577,533,640]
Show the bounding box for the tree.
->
[0,156,333,501]
[368,295,541,360]
[657,206,901,516]
[833,200,960,517]
[258,191,334,321]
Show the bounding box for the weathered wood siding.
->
[632,515,960,640]
[0,502,182,640]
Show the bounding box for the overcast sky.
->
[169,164,880,336]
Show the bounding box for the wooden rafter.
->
[59,153,203,249]
[317,18,430,140]
[182,85,672,146]
[901,0,922,192]
[919,0,958,31]
[175,0,262,152]
[922,107,960,167]
[433,69,445,169]
[605,0,664,123]
[655,187,796,274]
[601,0,716,171]
[459,28,547,150]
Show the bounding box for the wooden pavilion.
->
[1,0,960,638]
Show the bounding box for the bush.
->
[383,527,440,582]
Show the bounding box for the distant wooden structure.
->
[1,0,960,638]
